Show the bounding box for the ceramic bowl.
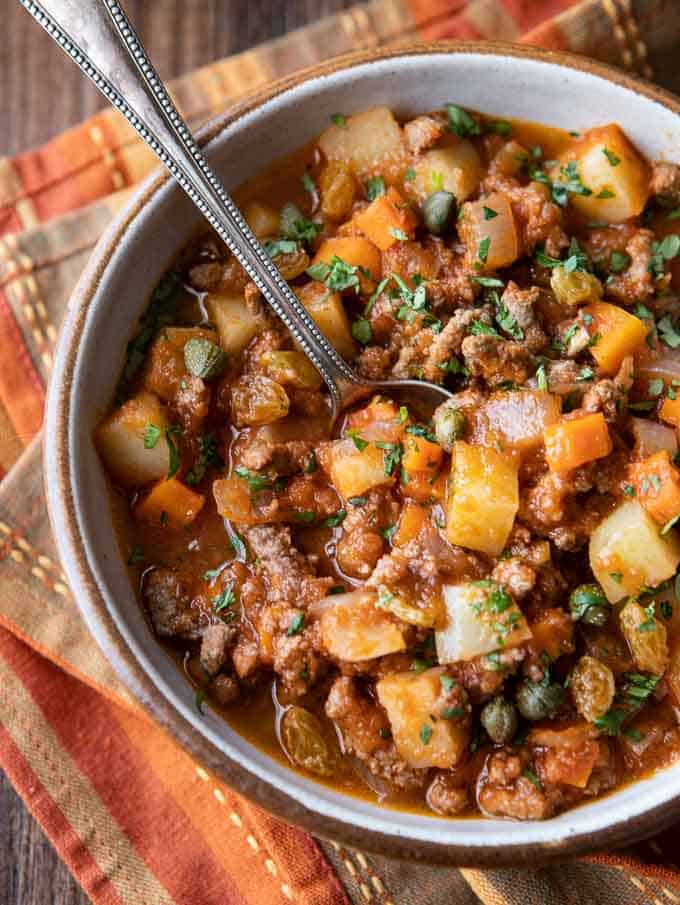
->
[45,42,680,865]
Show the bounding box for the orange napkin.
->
[2,2,680,903]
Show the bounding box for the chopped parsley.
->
[496,301,524,340]
[483,206,498,220]
[348,496,368,506]
[366,176,386,200]
[419,723,433,745]
[638,603,657,632]
[330,113,347,127]
[648,378,665,397]
[440,674,456,691]
[597,188,615,199]
[127,545,144,565]
[307,255,362,292]
[234,466,272,492]
[406,424,438,443]
[577,366,595,382]
[323,510,347,528]
[522,767,543,790]
[264,238,299,258]
[478,236,491,264]
[650,235,680,279]
[550,161,593,207]
[186,433,223,485]
[389,227,409,241]
[294,510,316,523]
[213,581,237,613]
[446,104,480,138]
[301,171,316,194]
[404,167,416,182]
[657,315,680,349]
[375,441,403,476]
[382,524,397,541]
[610,251,631,273]
[287,613,305,636]
[470,320,501,338]
[165,426,182,479]
[488,120,512,136]
[347,431,368,452]
[351,317,373,345]
[143,423,161,449]
[622,483,635,497]
[230,530,247,561]
[472,276,504,288]
[535,362,548,392]
[602,147,621,166]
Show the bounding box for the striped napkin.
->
[2,2,680,903]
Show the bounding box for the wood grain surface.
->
[0,3,353,903]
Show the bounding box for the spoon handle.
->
[21,0,359,410]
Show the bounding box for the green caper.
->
[433,401,466,451]
[480,697,519,744]
[280,202,305,240]
[569,582,612,626]
[516,680,565,721]
[422,191,456,235]
[183,338,226,381]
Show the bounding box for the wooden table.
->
[0,2,353,902]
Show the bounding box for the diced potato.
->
[296,282,357,360]
[446,441,519,556]
[435,581,532,664]
[354,187,418,251]
[318,107,404,175]
[134,478,205,529]
[491,140,529,179]
[95,391,170,488]
[319,589,405,661]
[619,600,669,674]
[377,668,469,769]
[544,413,612,473]
[582,301,647,376]
[393,502,428,547]
[560,124,650,222]
[311,236,382,287]
[260,351,323,391]
[458,192,519,271]
[243,201,279,238]
[213,474,271,525]
[319,160,357,221]
[414,140,483,202]
[326,438,393,500]
[205,291,265,357]
[589,500,680,602]
[474,390,561,454]
[231,375,290,427]
[631,450,680,525]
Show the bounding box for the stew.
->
[96,104,680,820]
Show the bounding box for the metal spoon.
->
[21,0,453,419]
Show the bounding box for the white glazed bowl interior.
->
[46,48,680,857]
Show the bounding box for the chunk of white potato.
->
[318,589,405,661]
[318,107,404,175]
[435,581,531,664]
[327,438,394,500]
[95,391,170,488]
[297,283,358,360]
[445,442,519,556]
[589,500,680,603]
[414,140,483,202]
[559,124,650,223]
[205,291,265,356]
[377,668,469,769]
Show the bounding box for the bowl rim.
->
[45,40,680,866]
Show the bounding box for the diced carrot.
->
[354,187,418,251]
[544,412,612,473]
[393,502,428,547]
[582,301,647,376]
[134,477,205,528]
[660,395,680,429]
[402,471,446,503]
[346,396,405,443]
[631,450,680,526]
[311,236,381,294]
[402,433,443,474]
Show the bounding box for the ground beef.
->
[335,489,398,579]
[282,475,341,520]
[461,334,534,387]
[238,439,315,474]
[325,677,428,790]
[481,174,568,257]
[606,228,656,304]
[244,328,287,372]
[421,309,481,382]
[544,359,583,396]
[174,375,211,435]
[651,161,680,203]
[581,378,620,421]
[403,114,445,154]
[189,260,224,292]
[200,621,238,676]
[143,568,207,640]
[210,673,240,707]
[426,772,469,816]
[244,525,333,609]
[491,556,537,599]
[272,615,325,700]
[477,749,552,820]
[451,647,524,703]
[356,344,394,381]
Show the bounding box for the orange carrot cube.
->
[631,450,680,526]
[354,187,418,251]
[582,301,647,376]
[544,413,612,473]
[402,433,443,474]
[660,395,680,429]
[393,502,428,547]
[134,477,205,528]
